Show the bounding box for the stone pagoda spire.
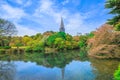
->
[59,17,65,32]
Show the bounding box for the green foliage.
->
[54,38,64,47]
[0,46,11,49]
[33,42,45,52]
[15,43,23,48]
[114,65,120,80]
[46,32,80,51]
[115,23,120,31]
[87,32,94,38]
[47,35,56,46]
[105,0,120,14]
[46,32,66,47]
[79,35,88,48]
[25,41,45,52]
[33,46,43,52]
[79,32,94,49]
[105,0,120,27]
[25,47,33,52]
[7,31,81,52]
[66,34,72,41]
[79,41,86,48]
[3,46,11,49]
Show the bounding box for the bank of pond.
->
[0,46,81,54]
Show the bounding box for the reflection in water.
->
[61,68,65,80]
[13,61,95,80]
[90,58,120,80]
[0,50,119,80]
[0,61,16,80]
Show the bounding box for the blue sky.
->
[0,0,112,36]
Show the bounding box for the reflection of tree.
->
[0,50,88,69]
[41,50,88,68]
[90,58,120,80]
[0,61,16,80]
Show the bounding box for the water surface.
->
[0,50,119,80]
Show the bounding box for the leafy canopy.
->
[105,0,120,30]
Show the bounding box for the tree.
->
[105,0,120,30]
[22,36,32,46]
[105,0,120,14]
[0,18,17,47]
[46,32,66,47]
[88,24,113,47]
[0,18,17,36]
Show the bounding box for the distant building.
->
[59,17,65,32]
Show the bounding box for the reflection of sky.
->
[65,60,95,80]
[14,60,95,80]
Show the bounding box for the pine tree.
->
[105,0,120,30]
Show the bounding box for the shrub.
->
[33,42,45,52]
[15,43,23,48]
[33,46,44,52]
[3,46,11,49]
[79,35,88,48]
[114,65,120,80]
[115,23,120,31]
[25,47,33,52]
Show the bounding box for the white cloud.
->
[2,0,84,35]
[8,0,32,7]
[62,0,69,5]
[0,0,106,36]
[0,2,37,36]
[0,4,26,21]
[16,24,38,36]
[34,0,90,35]
[40,0,53,12]
[15,0,23,4]
[65,14,83,33]
[23,0,32,7]
[62,0,81,6]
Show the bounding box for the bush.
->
[33,46,44,52]
[15,43,23,48]
[3,46,11,49]
[79,35,88,48]
[33,42,45,52]
[115,23,120,31]
[25,47,33,52]
[114,65,120,80]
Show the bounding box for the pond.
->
[0,50,119,80]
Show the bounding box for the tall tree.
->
[0,18,17,46]
[0,18,17,36]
